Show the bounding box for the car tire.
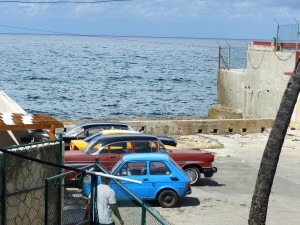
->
[184,167,201,185]
[158,190,178,208]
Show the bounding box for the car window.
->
[84,139,101,154]
[117,162,147,176]
[83,132,102,142]
[65,127,84,137]
[87,128,105,136]
[108,142,127,154]
[108,142,131,154]
[134,141,156,153]
[150,162,171,175]
[99,146,108,154]
[158,142,168,153]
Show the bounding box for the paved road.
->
[155,130,300,225]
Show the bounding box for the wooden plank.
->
[0,113,64,131]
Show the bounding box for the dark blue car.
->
[58,122,177,150]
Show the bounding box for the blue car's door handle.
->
[143,178,148,181]
[170,177,179,181]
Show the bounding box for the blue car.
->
[84,153,192,208]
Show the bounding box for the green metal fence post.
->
[91,173,96,225]
[91,158,100,225]
[1,153,7,225]
[58,139,63,225]
[45,178,49,225]
[141,202,146,225]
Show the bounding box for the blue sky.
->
[0,0,300,40]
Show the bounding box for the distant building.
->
[212,36,300,129]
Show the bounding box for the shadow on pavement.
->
[177,196,200,207]
[198,178,225,187]
[149,196,200,208]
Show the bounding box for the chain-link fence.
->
[45,166,92,225]
[1,140,172,225]
[0,140,63,225]
[277,23,299,43]
[219,45,248,70]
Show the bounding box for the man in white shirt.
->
[85,176,124,225]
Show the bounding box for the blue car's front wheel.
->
[158,190,178,208]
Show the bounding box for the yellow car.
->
[70,129,139,150]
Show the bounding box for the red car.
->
[64,134,217,185]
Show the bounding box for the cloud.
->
[3,0,300,23]
[18,1,50,16]
[1,0,300,38]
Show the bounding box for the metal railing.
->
[218,45,248,70]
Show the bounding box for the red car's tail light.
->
[186,182,191,191]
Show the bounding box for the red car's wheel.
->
[184,167,201,185]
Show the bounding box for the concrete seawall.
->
[126,118,275,135]
[62,118,275,136]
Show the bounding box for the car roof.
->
[101,129,139,135]
[83,129,139,142]
[90,133,160,146]
[72,122,130,129]
[122,153,169,161]
[65,122,133,136]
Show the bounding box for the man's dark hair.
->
[102,176,110,184]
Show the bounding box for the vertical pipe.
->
[273,19,279,51]
[218,46,221,70]
[228,45,231,69]
[297,22,299,52]
[276,24,279,51]
[58,140,62,225]
[141,202,146,225]
[45,178,49,225]
[49,125,55,140]
[2,153,7,225]
[226,41,230,69]
[91,158,99,224]
[91,174,96,225]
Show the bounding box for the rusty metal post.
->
[218,46,221,70]
[49,125,55,140]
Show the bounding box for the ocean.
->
[0,34,248,120]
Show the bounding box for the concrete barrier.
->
[122,118,275,136]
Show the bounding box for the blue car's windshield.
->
[111,160,123,174]
[170,157,183,171]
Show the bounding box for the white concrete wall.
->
[218,69,246,111]
[245,47,295,118]
[0,91,26,113]
[218,46,296,119]
[0,91,30,147]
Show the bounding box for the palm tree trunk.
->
[249,57,300,225]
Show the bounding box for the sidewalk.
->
[157,129,300,225]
